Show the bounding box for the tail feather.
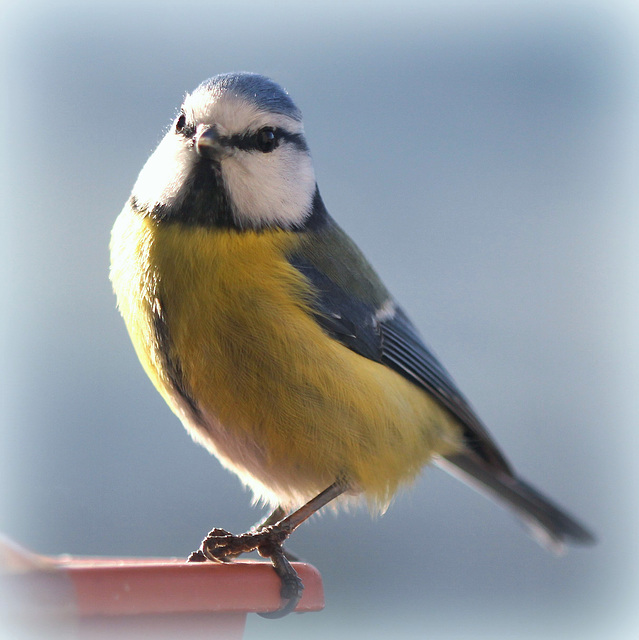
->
[436,452,596,553]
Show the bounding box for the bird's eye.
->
[175,113,187,134]
[256,127,278,153]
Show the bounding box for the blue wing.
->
[289,250,512,473]
[289,213,595,549]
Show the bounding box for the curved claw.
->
[257,593,301,619]
[257,545,304,618]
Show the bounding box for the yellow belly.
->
[110,209,462,509]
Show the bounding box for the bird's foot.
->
[187,524,304,617]
[195,525,291,561]
[186,481,349,616]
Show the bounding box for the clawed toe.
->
[257,545,305,619]
[190,523,305,617]
[186,549,207,562]
[196,525,290,562]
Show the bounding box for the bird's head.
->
[131,72,318,230]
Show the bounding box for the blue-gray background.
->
[2,1,638,638]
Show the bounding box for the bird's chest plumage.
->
[112,213,332,486]
[111,208,458,508]
[113,212,314,415]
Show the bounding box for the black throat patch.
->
[134,159,236,228]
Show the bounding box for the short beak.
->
[195,125,228,160]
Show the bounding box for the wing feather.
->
[289,217,595,548]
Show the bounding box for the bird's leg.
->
[188,480,349,616]
[253,506,288,530]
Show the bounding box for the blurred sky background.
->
[1,0,638,638]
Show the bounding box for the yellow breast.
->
[110,208,461,509]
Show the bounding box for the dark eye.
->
[256,127,278,153]
[175,113,187,134]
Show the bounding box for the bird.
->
[110,72,595,617]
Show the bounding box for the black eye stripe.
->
[223,128,308,153]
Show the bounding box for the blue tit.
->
[110,72,594,615]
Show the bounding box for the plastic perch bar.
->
[0,535,324,639]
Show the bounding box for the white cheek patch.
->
[132,131,197,210]
[223,144,316,228]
